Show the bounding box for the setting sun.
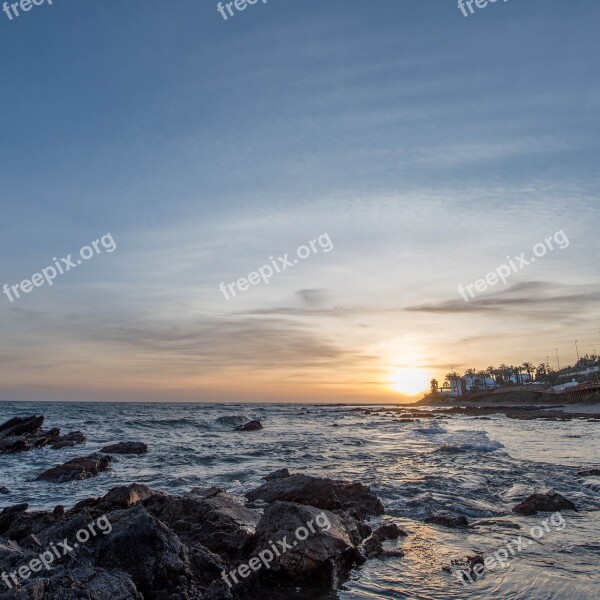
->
[390,368,431,395]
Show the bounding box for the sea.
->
[1,401,599,600]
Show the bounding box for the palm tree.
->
[477,371,487,390]
[486,366,496,383]
[535,363,547,381]
[465,368,477,389]
[430,379,439,395]
[513,366,523,385]
[498,364,510,385]
[522,362,534,383]
[445,372,461,394]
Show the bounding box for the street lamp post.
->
[556,349,560,371]
[575,340,580,362]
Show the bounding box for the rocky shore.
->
[0,413,586,599]
[0,472,400,599]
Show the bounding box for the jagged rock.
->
[0,416,44,438]
[264,468,289,481]
[100,441,148,455]
[246,473,384,519]
[513,492,577,516]
[234,420,263,432]
[361,523,407,557]
[96,505,191,599]
[98,483,158,510]
[144,487,260,560]
[50,431,86,450]
[578,468,600,477]
[0,417,84,455]
[0,474,386,599]
[0,504,29,535]
[0,566,143,600]
[425,514,469,528]
[35,453,112,483]
[249,501,364,587]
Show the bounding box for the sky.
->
[0,0,599,403]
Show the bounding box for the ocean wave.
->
[215,415,249,426]
[413,424,447,435]
[126,417,202,427]
[435,430,504,453]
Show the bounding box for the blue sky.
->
[1,0,599,402]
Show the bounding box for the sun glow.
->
[390,368,430,395]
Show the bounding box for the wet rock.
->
[35,453,112,483]
[0,416,51,454]
[425,514,469,528]
[513,492,577,515]
[234,420,263,432]
[250,501,364,586]
[361,523,407,557]
[0,503,29,535]
[68,485,157,513]
[96,505,191,599]
[0,566,143,600]
[246,473,384,519]
[144,487,260,560]
[578,468,600,477]
[50,430,86,449]
[0,487,9,495]
[0,416,44,438]
[0,477,387,599]
[100,441,148,455]
[264,468,290,481]
[0,417,86,455]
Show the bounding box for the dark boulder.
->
[144,487,260,560]
[96,505,191,599]
[100,441,148,455]
[578,468,600,477]
[362,523,406,558]
[249,501,364,587]
[264,468,289,481]
[50,431,86,449]
[0,566,142,600]
[35,453,112,483]
[425,514,469,528]
[0,503,29,535]
[0,416,44,438]
[246,473,384,519]
[0,416,48,454]
[234,420,263,432]
[98,483,158,510]
[513,492,577,516]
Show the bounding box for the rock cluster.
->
[0,472,398,599]
[35,453,114,483]
[0,416,86,454]
[100,441,148,455]
[234,420,263,432]
[512,492,577,516]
